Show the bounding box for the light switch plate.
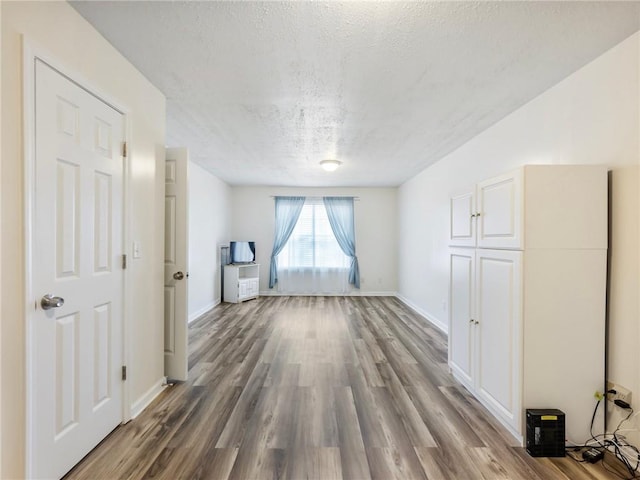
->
[133,241,141,259]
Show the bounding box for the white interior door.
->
[164,147,189,381]
[30,60,125,479]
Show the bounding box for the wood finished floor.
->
[65,296,625,479]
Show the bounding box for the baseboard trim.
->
[258,290,397,297]
[395,294,448,334]
[188,299,219,323]
[131,376,167,419]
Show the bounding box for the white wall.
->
[231,187,398,295]
[1,3,166,477]
[188,162,231,321]
[398,33,639,436]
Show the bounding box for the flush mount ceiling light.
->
[320,159,342,172]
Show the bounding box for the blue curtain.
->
[269,196,306,288]
[323,197,360,288]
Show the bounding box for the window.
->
[278,201,349,269]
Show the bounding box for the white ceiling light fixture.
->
[320,159,342,172]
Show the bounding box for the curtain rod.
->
[270,195,360,200]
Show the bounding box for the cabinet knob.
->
[469,318,474,323]
[474,320,479,325]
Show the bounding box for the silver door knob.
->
[173,271,185,280]
[41,294,64,310]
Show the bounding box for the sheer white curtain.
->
[269,196,305,288]
[324,196,359,288]
[277,199,351,294]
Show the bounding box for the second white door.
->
[164,147,189,381]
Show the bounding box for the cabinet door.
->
[223,266,239,303]
[238,281,248,299]
[450,190,476,247]
[477,170,523,249]
[475,249,522,432]
[250,278,259,296]
[449,249,475,387]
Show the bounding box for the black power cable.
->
[567,400,640,480]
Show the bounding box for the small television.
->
[229,241,256,264]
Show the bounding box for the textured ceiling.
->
[70,1,640,187]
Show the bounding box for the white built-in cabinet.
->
[224,264,260,303]
[449,165,607,443]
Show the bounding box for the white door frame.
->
[22,39,133,477]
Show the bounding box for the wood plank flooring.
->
[65,296,626,479]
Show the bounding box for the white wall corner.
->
[395,294,448,334]
[258,290,278,296]
[130,377,167,420]
[348,291,397,297]
[188,299,219,323]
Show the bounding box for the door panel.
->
[93,303,111,406]
[56,160,80,276]
[31,60,124,479]
[55,313,79,436]
[94,172,113,272]
[164,286,176,353]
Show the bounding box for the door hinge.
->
[122,365,127,381]
[122,254,127,269]
[122,142,128,158]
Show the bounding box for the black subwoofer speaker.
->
[526,409,566,457]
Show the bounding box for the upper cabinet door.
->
[477,170,523,249]
[450,189,476,247]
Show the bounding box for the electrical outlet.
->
[607,381,632,406]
